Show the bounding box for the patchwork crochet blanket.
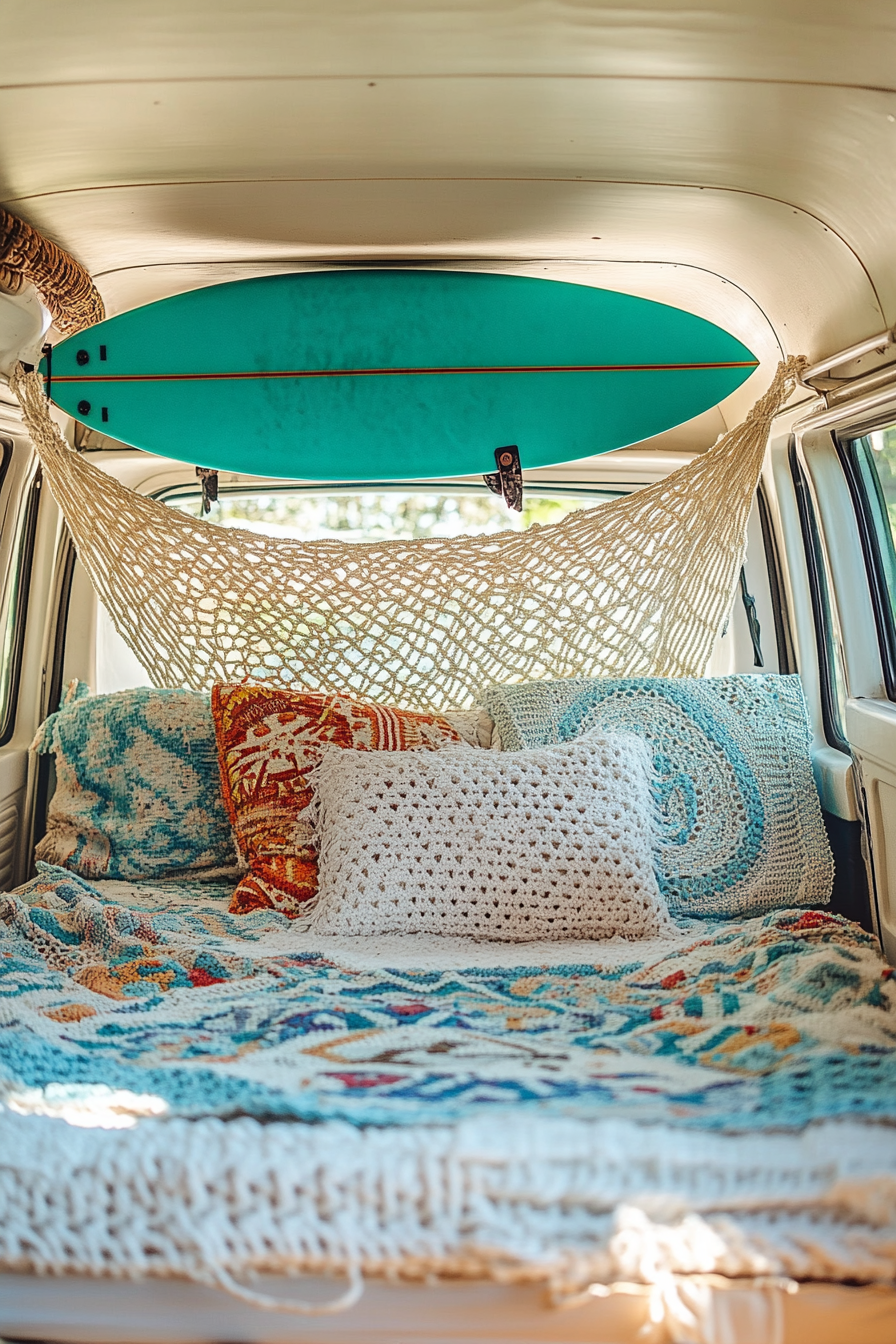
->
[1,865,894,1131]
[2,866,896,1317]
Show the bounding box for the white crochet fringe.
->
[2,1106,895,1330]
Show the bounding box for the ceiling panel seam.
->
[5,176,882,318]
[2,75,896,94]
[82,256,786,360]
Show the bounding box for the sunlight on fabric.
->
[4,1083,168,1128]
[555,1205,798,1344]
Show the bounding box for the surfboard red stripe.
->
[46,359,758,385]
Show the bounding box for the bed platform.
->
[2,1272,896,1344]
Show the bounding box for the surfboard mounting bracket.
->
[41,343,52,399]
[196,466,219,514]
[484,445,523,512]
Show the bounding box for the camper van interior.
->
[1,4,896,1341]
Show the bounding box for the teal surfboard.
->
[41,270,757,481]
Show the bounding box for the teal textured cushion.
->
[33,687,239,881]
[478,675,833,919]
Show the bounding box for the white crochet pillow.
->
[309,735,670,941]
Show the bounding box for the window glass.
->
[95,484,613,694]
[865,427,896,528]
[854,429,896,620]
[842,425,896,697]
[823,554,849,742]
[164,486,611,541]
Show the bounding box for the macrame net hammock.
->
[12,358,804,710]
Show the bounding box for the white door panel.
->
[812,743,858,822]
[0,739,27,895]
[785,417,896,940]
[0,396,67,891]
[0,800,19,891]
[846,697,896,961]
[0,428,35,892]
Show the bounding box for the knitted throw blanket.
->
[2,1109,896,1310]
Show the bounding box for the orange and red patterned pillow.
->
[212,683,466,917]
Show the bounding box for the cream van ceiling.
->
[2,1,894,383]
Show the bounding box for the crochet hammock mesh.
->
[12,360,804,710]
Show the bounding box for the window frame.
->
[0,448,41,747]
[788,439,850,754]
[155,479,623,506]
[756,480,796,674]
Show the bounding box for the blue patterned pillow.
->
[32,687,239,881]
[478,675,833,919]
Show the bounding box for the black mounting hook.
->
[196,467,219,515]
[484,444,523,513]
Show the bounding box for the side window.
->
[789,441,849,750]
[839,425,896,699]
[0,443,40,746]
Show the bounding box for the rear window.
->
[162,485,613,541]
[95,482,616,694]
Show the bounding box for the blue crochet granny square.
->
[32,686,238,882]
[478,675,833,919]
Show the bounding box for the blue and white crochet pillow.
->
[32,685,240,882]
[478,675,834,919]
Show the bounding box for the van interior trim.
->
[788,439,851,757]
[792,381,896,435]
[800,329,895,384]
